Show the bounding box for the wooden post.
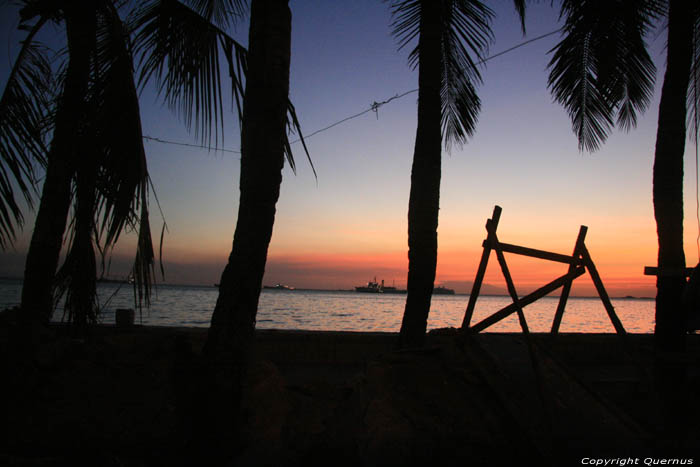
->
[462,205,501,328]
[582,245,626,335]
[470,267,586,333]
[487,220,531,335]
[550,226,587,334]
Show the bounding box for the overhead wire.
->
[142,28,563,154]
[142,135,240,154]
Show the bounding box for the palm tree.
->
[547,0,699,351]
[134,0,306,453]
[1,0,156,329]
[388,0,525,348]
[202,0,295,365]
[133,0,309,357]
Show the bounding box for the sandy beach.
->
[1,318,699,466]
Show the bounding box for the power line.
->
[289,89,419,145]
[143,28,563,153]
[142,135,241,154]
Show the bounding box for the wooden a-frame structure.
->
[461,206,626,335]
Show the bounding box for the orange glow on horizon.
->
[261,247,656,297]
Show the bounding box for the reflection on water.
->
[0,279,655,333]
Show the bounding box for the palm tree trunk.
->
[20,3,95,327]
[202,0,291,456]
[653,0,694,352]
[399,1,443,349]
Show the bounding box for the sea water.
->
[0,278,655,333]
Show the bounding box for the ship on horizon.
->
[355,277,384,293]
[263,283,295,290]
[354,277,407,294]
[433,285,455,295]
[354,277,453,295]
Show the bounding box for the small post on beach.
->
[462,205,501,329]
[115,308,135,328]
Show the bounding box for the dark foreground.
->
[1,317,699,466]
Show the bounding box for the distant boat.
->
[263,284,295,291]
[355,278,453,295]
[355,277,383,293]
[433,286,455,295]
[355,278,407,294]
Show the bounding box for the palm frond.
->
[134,0,312,176]
[219,34,247,128]
[598,1,660,132]
[0,16,52,249]
[130,185,156,311]
[133,0,236,148]
[284,100,316,178]
[92,2,157,307]
[548,0,659,152]
[181,0,248,29]
[389,0,423,66]
[512,0,527,34]
[390,0,493,150]
[440,0,493,150]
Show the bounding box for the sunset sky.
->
[1,1,697,298]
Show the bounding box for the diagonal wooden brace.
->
[469,267,586,333]
[582,245,626,335]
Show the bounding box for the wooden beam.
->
[469,267,586,333]
[551,226,588,334]
[643,266,693,277]
[482,240,577,265]
[488,224,531,335]
[583,245,626,335]
[462,206,501,328]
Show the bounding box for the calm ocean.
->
[0,278,655,333]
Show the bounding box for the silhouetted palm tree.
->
[133,0,309,358]
[201,0,295,361]
[389,0,525,348]
[134,0,307,456]
[1,1,155,329]
[548,0,699,351]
